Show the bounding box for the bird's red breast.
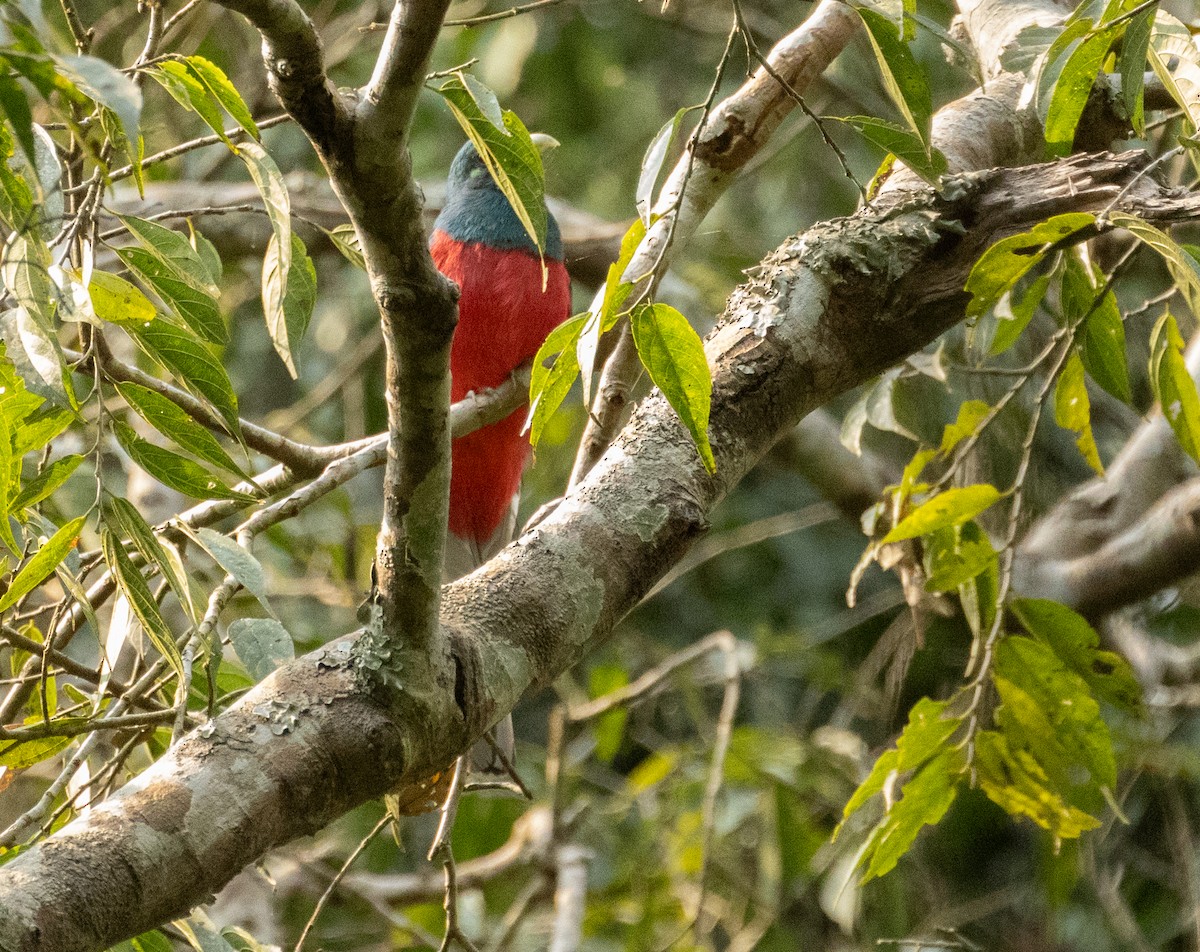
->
[432,230,572,546]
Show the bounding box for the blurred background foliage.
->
[7,0,1200,949]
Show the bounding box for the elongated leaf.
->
[436,73,547,256]
[101,526,183,679]
[883,484,1002,543]
[1149,311,1200,464]
[836,116,946,182]
[637,107,691,224]
[9,454,82,513]
[149,60,232,147]
[239,143,292,349]
[631,302,714,473]
[104,497,198,626]
[527,313,586,449]
[1080,284,1130,403]
[262,232,315,378]
[87,270,157,326]
[578,218,645,404]
[183,525,274,616]
[991,271,1052,355]
[113,421,251,502]
[1110,211,1200,319]
[0,69,36,164]
[0,734,71,769]
[118,215,220,297]
[1120,6,1153,136]
[1045,25,1122,156]
[1055,350,1103,474]
[117,247,224,344]
[0,515,85,612]
[0,307,72,406]
[965,213,1096,317]
[228,618,293,681]
[182,56,258,140]
[326,224,364,270]
[117,381,248,479]
[53,53,142,146]
[923,521,997,592]
[129,319,240,435]
[856,7,933,144]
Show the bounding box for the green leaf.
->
[578,217,645,404]
[11,406,71,458]
[637,107,691,224]
[228,618,293,682]
[965,213,1096,318]
[0,69,36,165]
[835,116,946,182]
[182,56,259,140]
[589,664,628,763]
[0,734,71,769]
[527,313,585,449]
[325,224,364,270]
[840,697,961,824]
[118,215,221,297]
[9,454,82,513]
[923,521,997,592]
[128,319,240,436]
[1011,598,1141,712]
[262,232,315,379]
[1149,311,1200,465]
[0,515,85,612]
[1110,212,1200,318]
[630,302,715,474]
[996,636,1116,792]
[436,73,548,256]
[102,526,184,679]
[104,497,198,626]
[53,53,142,146]
[117,246,224,345]
[87,270,158,326]
[116,381,248,480]
[1120,6,1153,136]
[1079,283,1130,403]
[1055,350,1103,474]
[0,307,71,406]
[1,231,56,325]
[975,730,1102,839]
[939,400,991,454]
[856,7,933,144]
[182,526,274,616]
[113,421,251,502]
[1044,24,1122,156]
[882,484,1002,543]
[860,746,963,882]
[238,143,293,356]
[148,60,232,147]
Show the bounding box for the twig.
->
[293,813,392,952]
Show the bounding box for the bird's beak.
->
[530,132,560,154]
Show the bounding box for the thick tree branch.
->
[1,151,1194,952]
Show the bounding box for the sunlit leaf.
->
[1054,350,1102,474]
[1149,311,1200,465]
[101,526,184,679]
[436,73,547,256]
[262,232,315,379]
[113,421,251,502]
[630,302,715,473]
[0,515,85,612]
[882,484,1002,543]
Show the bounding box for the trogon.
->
[430,139,572,773]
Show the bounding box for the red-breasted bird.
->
[430,139,571,772]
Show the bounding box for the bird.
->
[429,138,572,775]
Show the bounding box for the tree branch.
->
[1,151,1193,952]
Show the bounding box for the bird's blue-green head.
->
[433,140,564,261]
